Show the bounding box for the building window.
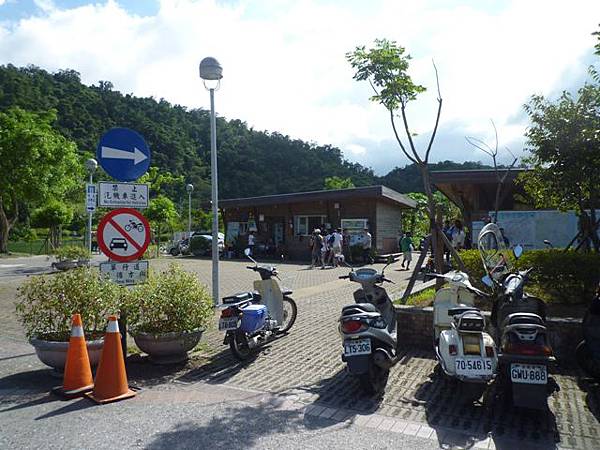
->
[294,215,327,236]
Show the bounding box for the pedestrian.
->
[400,231,414,270]
[342,228,352,263]
[451,220,466,253]
[310,229,324,269]
[442,219,453,263]
[321,229,330,269]
[331,228,343,267]
[247,231,256,256]
[362,227,373,264]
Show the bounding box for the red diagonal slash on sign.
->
[108,218,142,251]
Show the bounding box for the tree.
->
[521,83,600,251]
[466,120,518,222]
[346,38,464,287]
[31,200,73,250]
[0,107,81,253]
[146,195,179,251]
[324,176,355,190]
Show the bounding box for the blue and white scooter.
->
[218,249,297,360]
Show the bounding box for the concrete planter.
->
[133,329,204,365]
[29,336,104,373]
[52,260,79,271]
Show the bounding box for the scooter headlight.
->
[370,317,387,329]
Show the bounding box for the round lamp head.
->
[186,183,194,193]
[85,158,98,173]
[199,57,223,81]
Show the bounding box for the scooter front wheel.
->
[229,330,253,361]
[277,297,298,334]
[359,362,389,395]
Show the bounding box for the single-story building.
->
[431,168,581,249]
[220,185,416,260]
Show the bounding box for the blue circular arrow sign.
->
[96,128,151,182]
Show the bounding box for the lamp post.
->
[84,158,98,254]
[186,183,194,239]
[199,57,223,307]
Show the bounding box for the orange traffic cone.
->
[52,314,94,398]
[85,315,135,404]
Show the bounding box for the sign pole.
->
[87,172,93,253]
[210,88,219,307]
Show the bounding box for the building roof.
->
[430,168,527,184]
[220,185,416,209]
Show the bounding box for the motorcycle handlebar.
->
[382,277,394,284]
[246,266,256,270]
[339,275,350,279]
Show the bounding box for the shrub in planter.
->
[455,248,600,304]
[53,245,90,261]
[15,267,121,370]
[126,264,213,364]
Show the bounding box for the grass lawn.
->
[7,239,85,255]
[395,287,436,307]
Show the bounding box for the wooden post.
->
[434,207,444,290]
[401,236,431,304]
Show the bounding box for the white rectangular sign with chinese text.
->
[86,183,97,212]
[98,182,149,208]
[100,260,149,285]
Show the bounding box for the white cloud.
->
[0,0,599,174]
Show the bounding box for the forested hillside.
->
[0,64,491,202]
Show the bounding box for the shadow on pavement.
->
[126,346,260,387]
[413,361,560,449]
[145,396,304,450]
[34,397,94,420]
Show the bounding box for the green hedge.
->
[455,249,600,304]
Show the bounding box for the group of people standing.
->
[309,227,373,269]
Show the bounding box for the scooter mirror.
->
[513,245,523,259]
[481,275,493,287]
[244,248,251,256]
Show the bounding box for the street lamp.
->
[84,158,98,254]
[199,56,223,307]
[186,183,194,239]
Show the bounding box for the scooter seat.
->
[222,291,254,304]
[501,312,544,328]
[342,303,379,315]
[448,306,479,317]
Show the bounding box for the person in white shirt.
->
[362,228,373,264]
[451,220,465,251]
[331,228,343,267]
[248,231,256,255]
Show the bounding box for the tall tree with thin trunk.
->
[346,39,464,276]
[466,120,518,223]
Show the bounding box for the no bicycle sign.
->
[97,208,150,262]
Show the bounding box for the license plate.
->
[455,358,494,376]
[510,363,547,385]
[344,338,371,356]
[218,317,239,331]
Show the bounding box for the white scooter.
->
[433,271,498,402]
[218,249,297,360]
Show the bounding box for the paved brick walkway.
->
[1,257,599,449]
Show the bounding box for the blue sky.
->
[1,0,599,174]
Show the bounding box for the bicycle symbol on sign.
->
[124,220,144,233]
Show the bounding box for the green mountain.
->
[0,64,492,203]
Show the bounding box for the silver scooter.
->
[338,258,397,395]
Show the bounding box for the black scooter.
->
[576,284,600,379]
